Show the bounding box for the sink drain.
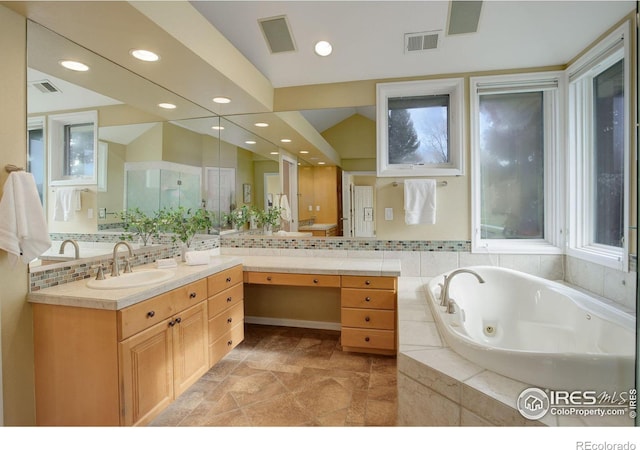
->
[484,325,496,336]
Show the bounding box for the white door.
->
[205,167,236,221]
[353,185,375,237]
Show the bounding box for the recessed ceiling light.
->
[270,151,279,155]
[211,125,224,130]
[130,49,160,62]
[318,161,326,165]
[213,97,231,104]
[280,138,292,143]
[299,150,309,154]
[59,60,89,72]
[158,103,177,109]
[314,40,332,56]
[245,140,256,145]
[254,122,269,127]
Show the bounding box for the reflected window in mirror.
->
[48,110,98,185]
[27,116,45,205]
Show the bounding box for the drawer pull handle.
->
[189,292,197,299]
[168,319,176,327]
[147,311,155,318]
[365,280,371,285]
[365,297,371,302]
[226,296,232,302]
[313,279,319,284]
[365,316,371,322]
[227,340,233,346]
[175,317,181,324]
[266,276,272,281]
[226,277,232,283]
[227,317,233,323]
[364,337,370,342]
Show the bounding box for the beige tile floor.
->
[150,324,398,426]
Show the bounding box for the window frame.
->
[566,21,631,271]
[48,110,98,186]
[376,78,465,177]
[470,72,565,254]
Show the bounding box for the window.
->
[567,22,630,270]
[48,110,98,185]
[27,117,46,205]
[377,78,464,177]
[471,73,563,253]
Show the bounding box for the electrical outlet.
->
[98,208,107,219]
[87,208,94,219]
[385,208,393,220]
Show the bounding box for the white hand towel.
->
[184,250,211,266]
[279,194,291,222]
[0,172,51,265]
[404,179,437,225]
[156,258,178,269]
[53,187,77,221]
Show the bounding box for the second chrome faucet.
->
[440,268,486,314]
[111,241,134,277]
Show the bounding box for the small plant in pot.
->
[163,207,212,259]
[224,205,249,231]
[251,206,283,235]
[118,208,162,246]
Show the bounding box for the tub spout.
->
[441,269,485,314]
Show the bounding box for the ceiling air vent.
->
[404,31,442,53]
[30,79,61,94]
[258,15,296,54]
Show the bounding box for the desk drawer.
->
[118,279,207,341]
[207,265,243,297]
[209,301,244,344]
[244,271,341,288]
[209,323,244,367]
[341,308,395,330]
[341,328,395,351]
[341,275,396,290]
[208,282,243,317]
[341,288,396,310]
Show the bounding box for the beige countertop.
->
[28,255,401,311]
[298,223,337,231]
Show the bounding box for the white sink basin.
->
[86,269,176,290]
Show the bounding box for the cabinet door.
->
[119,320,174,426]
[172,302,209,397]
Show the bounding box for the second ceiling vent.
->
[258,15,297,54]
[404,31,442,53]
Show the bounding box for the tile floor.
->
[150,324,398,426]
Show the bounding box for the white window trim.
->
[376,78,465,177]
[566,21,630,271]
[48,110,98,186]
[470,72,565,254]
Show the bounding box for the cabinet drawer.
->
[118,279,207,341]
[341,308,395,330]
[341,288,396,310]
[244,271,341,288]
[341,275,396,290]
[341,327,395,351]
[207,265,243,297]
[209,323,244,367]
[209,301,244,344]
[208,282,243,317]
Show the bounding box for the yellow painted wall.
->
[0,5,34,425]
[322,113,376,160]
[97,141,126,224]
[125,122,163,162]
[253,160,279,210]
[162,122,203,167]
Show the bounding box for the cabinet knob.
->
[189,292,197,298]
[227,340,233,346]
[365,316,371,322]
[175,317,181,324]
[365,280,371,285]
[147,311,155,318]
[227,317,233,323]
[266,276,272,281]
[226,277,232,283]
[365,297,371,302]
[168,319,176,327]
[364,337,370,342]
[313,279,319,284]
[226,296,232,302]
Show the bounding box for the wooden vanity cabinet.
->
[207,265,245,367]
[340,275,398,355]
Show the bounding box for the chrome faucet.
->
[111,241,134,277]
[440,269,486,314]
[59,239,80,259]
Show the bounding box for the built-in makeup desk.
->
[240,255,401,355]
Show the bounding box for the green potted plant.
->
[118,208,162,246]
[224,205,249,231]
[252,205,282,235]
[163,207,212,259]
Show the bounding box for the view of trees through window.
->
[387,95,449,165]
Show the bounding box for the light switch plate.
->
[385,208,393,220]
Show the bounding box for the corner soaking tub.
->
[425,266,635,392]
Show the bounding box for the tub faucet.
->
[111,241,134,277]
[440,269,486,314]
[58,239,79,259]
